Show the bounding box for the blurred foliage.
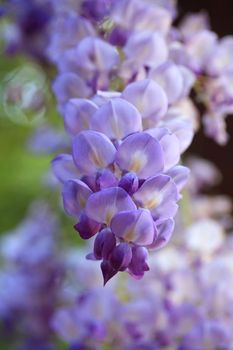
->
[0,55,53,233]
[0,54,84,255]
[0,116,50,233]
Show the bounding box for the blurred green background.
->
[0,55,56,234]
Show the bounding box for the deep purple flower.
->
[74,213,101,240]
[118,172,139,195]
[92,228,116,260]
[128,246,149,279]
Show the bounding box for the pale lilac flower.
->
[85,187,136,225]
[116,132,164,178]
[64,99,98,135]
[122,79,168,127]
[206,36,233,76]
[133,175,179,220]
[90,98,142,140]
[112,0,172,34]
[179,11,210,40]
[72,130,116,175]
[123,31,168,69]
[53,73,91,112]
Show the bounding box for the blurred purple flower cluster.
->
[52,182,233,350]
[0,201,64,350]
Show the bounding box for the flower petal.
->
[72,130,116,175]
[133,175,178,220]
[146,127,180,171]
[86,187,136,224]
[128,246,149,279]
[51,154,80,183]
[149,218,174,249]
[111,209,155,246]
[91,98,142,140]
[64,98,98,135]
[62,179,92,218]
[94,228,116,260]
[110,243,132,271]
[116,132,164,178]
[122,79,168,127]
[74,213,101,240]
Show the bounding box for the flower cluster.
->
[4,0,233,284]
[1,163,233,350]
[52,215,233,350]
[177,11,233,144]
[1,0,53,61]
[49,0,197,283]
[0,201,64,350]
[52,160,233,348]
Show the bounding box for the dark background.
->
[179,0,233,198]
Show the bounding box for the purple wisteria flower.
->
[51,205,233,349]
[52,96,189,283]
[46,0,233,284]
[47,0,199,284]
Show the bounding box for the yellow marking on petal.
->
[144,196,160,210]
[105,210,114,225]
[124,229,135,242]
[90,149,105,168]
[130,151,147,173]
[78,195,86,209]
[111,118,121,139]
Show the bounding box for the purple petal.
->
[166,165,190,192]
[90,98,142,140]
[86,187,136,224]
[146,127,180,171]
[133,175,179,220]
[110,243,132,271]
[74,213,101,240]
[94,228,116,260]
[76,37,119,72]
[112,0,171,34]
[122,79,168,127]
[116,132,164,179]
[96,170,118,190]
[118,172,139,195]
[162,113,194,153]
[124,31,168,68]
[128,246,149,279]
[62,179,92,218]
[150,218,175,249]
[51,154,80,183]
[101,260,117,286]
[72,130,116,175]
[110,209,155,246]
[52,73,91,111]
[64,98,98,135]
[149,61,184,103]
